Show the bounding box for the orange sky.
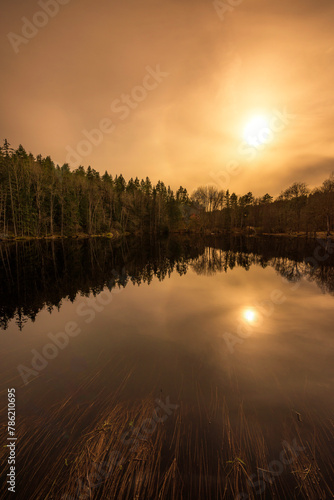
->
[1,0,334,196]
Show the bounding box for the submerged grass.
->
[0,371,333,500]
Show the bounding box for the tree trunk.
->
[8,173,17,237]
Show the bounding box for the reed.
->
[1,372,333,499]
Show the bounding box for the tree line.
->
[0,139,333,237]
[192,178,334,235]
[0,140,190,237]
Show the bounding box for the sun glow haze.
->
[1,0,334,196]
[243,115,271,147]
[243,308,257,324]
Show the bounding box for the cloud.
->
[0,0,334,195]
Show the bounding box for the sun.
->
[243,308,257,324]
[243,115,271,147]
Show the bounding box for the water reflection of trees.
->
[189,238,334,296]
[0,237,205,330]
[1,236,334,329]
[191,247,257,275]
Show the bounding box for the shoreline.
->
[0,231,125,242]
[0,230,331,242]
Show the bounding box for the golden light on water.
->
[243,115,270,147]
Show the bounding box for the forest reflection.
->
[1,235,334,330]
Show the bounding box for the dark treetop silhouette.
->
[1,140,334,238]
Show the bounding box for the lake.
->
[0,236,333,499]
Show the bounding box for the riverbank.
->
[171,229,332,239]
[0,231,125,242]
[242,230,331,239]
[0,229,332,242]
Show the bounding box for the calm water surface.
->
[0,236,333,499]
